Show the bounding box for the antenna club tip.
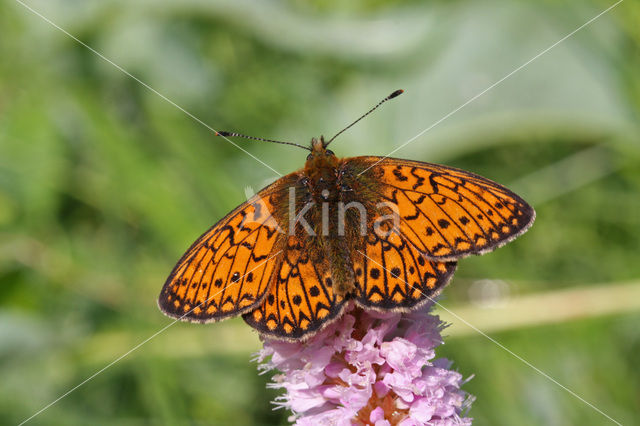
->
[389,89,404,99]
[216,131,231,137]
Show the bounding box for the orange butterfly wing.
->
[344,157,535,261]
[243,235,346,341]
[353,228,456,312]
[158,180,295,322]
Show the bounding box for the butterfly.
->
[158,90,535,341]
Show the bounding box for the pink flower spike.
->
[255,302,473,425]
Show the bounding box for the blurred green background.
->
[1,0,639,424]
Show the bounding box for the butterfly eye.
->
[326,150,335,156]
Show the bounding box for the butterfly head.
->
[306,136,336,161]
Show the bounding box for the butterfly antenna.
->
[325,89,404,147]
[215,131,311,151]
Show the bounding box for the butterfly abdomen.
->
[326,238,355,297]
